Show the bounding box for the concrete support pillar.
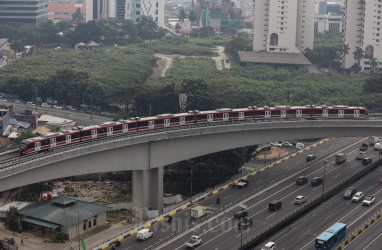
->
[148,166,163,213]
[133,169,149,218]
[132,167,164,218]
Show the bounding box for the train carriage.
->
[19,105,369,155]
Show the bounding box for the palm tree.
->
[325,47,339,70]
[370,57,378,72]
[353,47,365,72]
[341,43,350,71]
[178,8,187,22]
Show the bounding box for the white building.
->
[343,0,382,71]
[314,13,343,34]
[86,0,164,27]
[253,0,315,53]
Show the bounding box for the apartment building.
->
[0,0,49,26]
[253,0,315,53]
[314,14,342,34]
[343,0,382,71]
[86,0,164,27]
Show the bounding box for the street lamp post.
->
[322,160,327,197]
[187,160,193,204]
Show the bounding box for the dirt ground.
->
[255,146,289,160]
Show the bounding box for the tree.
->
[6,206,19,231]
[180,78,215,110]
[175,23,181,33]
[72,7,84,24]
[370,58,378,72]
[353,47,365,72]
[12,130,36,146]
[178,8,187,22]
[341,43,350,71]
[324,47,339,70]
[363,72,382,93]
[136,16,161,40]
[188,9,197,25]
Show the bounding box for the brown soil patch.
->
[256,147,288,160]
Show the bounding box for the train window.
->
[170,118,178,123]
[114,125,122,132]
[286,110,295,115]
[98,128,107,134]
[312,109,322,115]
[329,109,337,114]
[196,114,207,121]
[271,110,281,116]
[27,143,34,150]
[72,132,80,139]
[344,109,353,115]
[41,139,50,146]
[56,136,65,143]
[81,130,91,137]
[360,109,367,114]
[244,111,254,117]
[302,109,311,115]
[185,116,194,122]
[231,112,239,118]
[254,111,263,116]
[215,113,223,119]
[138,121,148,128]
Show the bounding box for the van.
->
[296,176,308,185]
[269,200,282,211]
[136,229,153,240]
[261,241,276,250]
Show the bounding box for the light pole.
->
[322,160,327,197]
[188,160,193,204]
[179,94,187,113]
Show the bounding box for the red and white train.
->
[20,105,368,155]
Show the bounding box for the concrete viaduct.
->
[0,119,380,216]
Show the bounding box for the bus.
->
[315,222,347,250]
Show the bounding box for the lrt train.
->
[19,105,368,155]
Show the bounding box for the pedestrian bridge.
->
[0,119,380,213]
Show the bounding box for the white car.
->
[362,195,375,206]
[271,142,282,147]
[261,241,276,250]
[282,141,293,147]
[296,143,305,149]
[41,103,51,107]
[295,195,307,205]
[26,102,35,106]
[352,192,364,202]
[53,105,63,109]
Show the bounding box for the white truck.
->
[136,229,153,240]
[335,153,347,164]
[368,136,380,146]
[184,235,202,248]
[190,206,206,219]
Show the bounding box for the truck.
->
[184,235,202,248]
[190,206,206,219]
[335,153,347,164]
[136,229,153,240]
[368,136,380,146]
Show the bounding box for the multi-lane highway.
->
[110,137,366,250]
[344,215,382,250]
[273,153,382,249]
[158,138,376,250]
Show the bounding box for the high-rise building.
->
[125,0,165,27]
[343,0,382,71]
[86,0,164,27]
[253,0,315,53]
[0,0,49,26]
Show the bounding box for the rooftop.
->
[238,51,312,66]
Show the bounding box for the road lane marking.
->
[266,213,276,219]
[224,195,231,199]
[362,230,382,249]
[333,173,342,179]
[299,228,311,237]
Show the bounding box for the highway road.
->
[345,216,382,250]
[158,138,375,250]
[270,153,382,250]
[111,137,361,250]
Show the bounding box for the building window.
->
[93,216,97,226]
[83,221,87,231]
[88,220,91,228]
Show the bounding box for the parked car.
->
[296,176,308,185]
[311,177,323,186]
[234,209,248,219]
[66,106,76,111]
[360,143,368,151]
[282,141,293,147]
[352,192,364,202]
[261,242,276,250]
[362,195,375,206]
[270,142,282,147]
[296,142,305,149]
[343,187,357,199]
[101,111,112,117]
[53,105,63,109]
[306,154,317,162]
[294,195,307,205]
[362,157,372,165]
[26,102,35,106]
[356,152,366,160]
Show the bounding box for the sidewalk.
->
[0,220,138,250]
